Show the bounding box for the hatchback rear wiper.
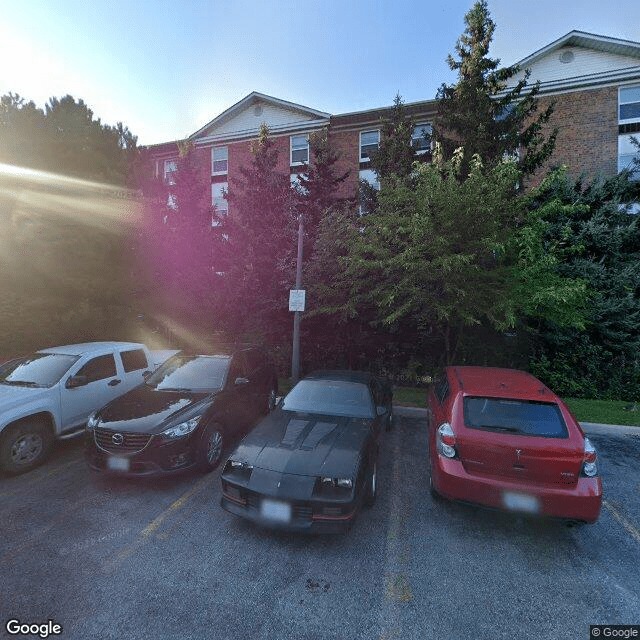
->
[475,424,520,433]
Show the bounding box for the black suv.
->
[85,347,277,476]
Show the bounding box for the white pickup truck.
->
[0,342,177,474]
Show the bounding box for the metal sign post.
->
[290,214,304,383]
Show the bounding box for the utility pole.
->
[290,214,304,383]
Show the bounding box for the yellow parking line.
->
[104,472,218,572]
[604,500,640,545]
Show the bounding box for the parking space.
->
[1,410,639,639]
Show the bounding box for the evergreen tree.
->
[434,1,556,180]
[222,124,296,342]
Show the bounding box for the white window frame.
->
[360,130,380,163]
[212,182,228,226]
[212,146,228,175]
[618,85,640,178]
[412,123,432,154]
[290,135,309,166]
[164,159,177,185]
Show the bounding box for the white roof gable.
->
[189,92,331,143]
[509,31,640,93]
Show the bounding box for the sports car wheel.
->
[364,459,377,507]
[264,386,277,414]
[199,423,225,472]
[0,419,53,475]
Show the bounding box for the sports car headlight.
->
[86,412,100,430]
[161,416,201,440]
[320,477,353,489]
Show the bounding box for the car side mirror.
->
[66,375,88,389]
[142,370,152,380]
[376,406,388,417]
[235,377,249,386]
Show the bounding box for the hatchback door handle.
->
[108,379,121,386]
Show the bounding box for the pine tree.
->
[435,0,556,180]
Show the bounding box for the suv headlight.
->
[161,416,201,440]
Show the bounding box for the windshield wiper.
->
[1,380,42,387]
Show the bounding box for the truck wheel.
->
[0,419,53,475]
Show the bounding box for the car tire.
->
[264,385,277,415]
[0,419,53,475]
[198,423,225,472]
[364,458,377,507]
[429,465,441,501]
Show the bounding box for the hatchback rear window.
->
[463,397,568,438]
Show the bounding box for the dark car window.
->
[76,354,117,383]
[0,353,79,388]
[463,397,569,438]
[120,349,148,373]
[146,355,230,392]
[282,380,374,419]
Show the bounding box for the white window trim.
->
[164,159,177,185]
[360,130,380,163]
[290,135,309,166]
[412,123,432,155]
[212,146,228,176]
[212,182,229,221]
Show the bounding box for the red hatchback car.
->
[427,367,602,523]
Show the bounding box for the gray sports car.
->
[220,370,392,533]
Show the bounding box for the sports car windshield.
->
[145,355,229,392]
[464,397,569,438]
[0,353,79,388]
[282,380,374,419]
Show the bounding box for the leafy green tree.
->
[434,0,556,179]
[526,169,640,399]
[0,92,139,186]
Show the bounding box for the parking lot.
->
[1,408,639,640]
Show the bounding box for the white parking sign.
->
[289,289,306,312]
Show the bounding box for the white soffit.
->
[189,92,330,143]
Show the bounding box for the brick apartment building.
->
[149,31,640,223]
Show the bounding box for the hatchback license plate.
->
[503,491,539,514]
[261,499,291,522]
[107,456,130,472]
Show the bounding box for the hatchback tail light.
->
[436,422,457,459]
[581,437,598,477]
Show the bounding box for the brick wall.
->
[532,86,618,184]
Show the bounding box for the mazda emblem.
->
[112,433,124,445]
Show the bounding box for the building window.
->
[290,135,309,165]
[412,123,432,153]
[618,85,640,178]
[360,130,380,162]
[212,146,228,175]
[212,182,228,226]
[164,159,177,185]
[359,169,380,191]
[290,174,308,195]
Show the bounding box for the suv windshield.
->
[0,353,79,388]
[145,355,230,392]
[463,397,568,438]
[282,380,374,419]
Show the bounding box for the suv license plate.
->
[503,491,539,514]
[107,456,130,472]
[261,499,291,522]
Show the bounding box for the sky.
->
[1,0,639,147]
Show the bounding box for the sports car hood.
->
[233,409,373,478]
[95,385,211,434]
